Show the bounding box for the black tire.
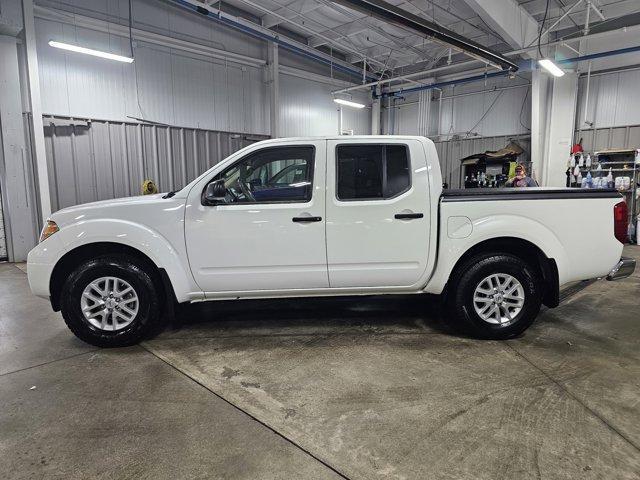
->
[60,255,162,347]
[446,253,542,340]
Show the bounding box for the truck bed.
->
[441,187,621,202]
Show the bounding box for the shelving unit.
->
[459,141,529,189]
[572,148,639,241]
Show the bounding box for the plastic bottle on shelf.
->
[585,154,592,168]
[586,171,593,188]
[578,153,585,167]
[578,171,585,187]
[607,168,614,189]
[596,163,602,173]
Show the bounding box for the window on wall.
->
[336,144,410,200]
[211,146,314,203]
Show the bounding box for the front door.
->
[325,139,431,288]
[185,141,328,294]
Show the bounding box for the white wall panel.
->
[35,1,370,138]
[38,0,266,60]
[393,81,530,139]
[577,69,640,129]
[36,13,271,135]
[279,74,370,137]
[37,17,136,120]
[393,101,420,135]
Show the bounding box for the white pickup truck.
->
[28,136,635,347]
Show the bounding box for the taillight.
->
[613,201,628,244]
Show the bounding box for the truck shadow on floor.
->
[166,293,456,338]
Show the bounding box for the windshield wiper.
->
[162,191,177,199]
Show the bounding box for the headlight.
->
[39,220,59,243]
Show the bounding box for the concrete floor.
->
[1,247,639,480]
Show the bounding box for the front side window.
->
[336,144,410,200]
[211,146,314,203]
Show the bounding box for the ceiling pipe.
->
[333,23,640,95]
[381,44,640,98]
[379,71,513,98]
[329,0,519,72]
[557,44,640,64]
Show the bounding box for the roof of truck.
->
[255,135,432,143]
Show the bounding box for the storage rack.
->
[461,158,533,189]
[575,148,639,242]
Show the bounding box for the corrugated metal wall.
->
[575,124,640,151]
[576,68,640,129]
[434,135,531,189]
[43,115,267,211]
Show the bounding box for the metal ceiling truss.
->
[168,0,379,81]
[329,0,519,71]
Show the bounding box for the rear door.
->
[325,139,431,288]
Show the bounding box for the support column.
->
[0,35,39,261]
[530,69,551,183]
[371,85,381,135]
[267,43,279,138]
[540,72,579,187]
[22,0,51,222]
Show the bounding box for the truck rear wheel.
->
[60,255,162,347]
[446,253,542,339]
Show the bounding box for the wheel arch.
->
[445,237,559,308]
[49,242,177,312]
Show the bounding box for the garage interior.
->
[1,0,640,479]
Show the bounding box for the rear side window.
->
[336,144,410,200]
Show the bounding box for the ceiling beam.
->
[462,0,541,59]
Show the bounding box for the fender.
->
[49,219,201,303]
[424,214,569,295]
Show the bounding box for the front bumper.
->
[26,245,56,299]
[606,257,636,281]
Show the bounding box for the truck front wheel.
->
[60,255,162,347]
[446,253,542,339]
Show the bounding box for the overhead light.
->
[48,41,134,63]
[538,58,565,77]
[333,98,366,109]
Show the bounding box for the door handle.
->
[292,216,322,223]
[394,213,423,220]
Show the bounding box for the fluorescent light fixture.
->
[538,58,565,77]
[333,98,366,109]
[48,41,134,63]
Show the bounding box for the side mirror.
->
[203,180,227,206]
